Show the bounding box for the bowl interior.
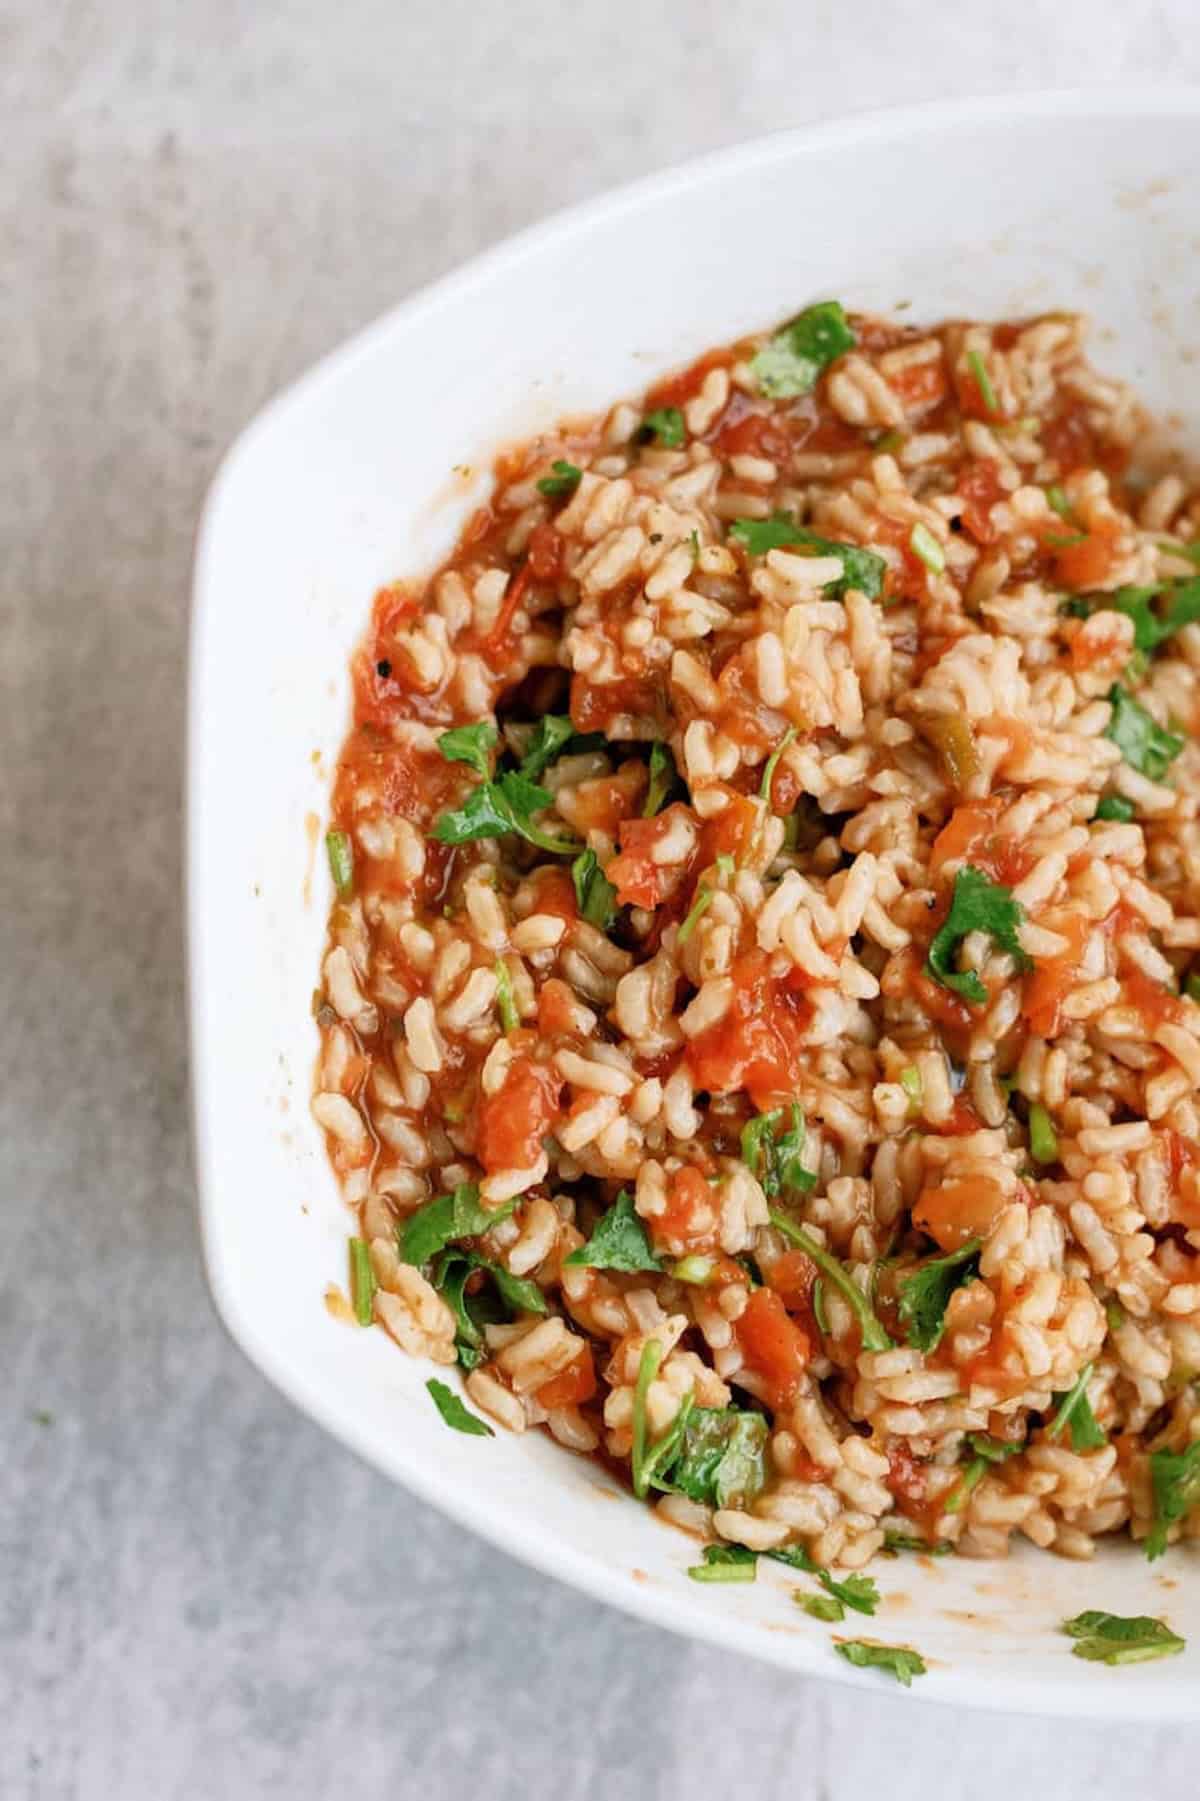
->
[191,91,1200,1715]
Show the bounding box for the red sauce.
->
[955,459,1006,545]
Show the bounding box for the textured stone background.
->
[5,5,1200,1795]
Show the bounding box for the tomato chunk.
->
[476,1058,562,1173]
[686,952,809,1109]
[913,1175,1007,1252]
[537,1342,597,1409]
[735,1287,810,1409]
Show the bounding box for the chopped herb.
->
[896,1239,982,1354]
[728,514,886,599]
[1105,1298,1126,1334]
[926,864,1029,1007]
[1061,596,1093,619]
[671,1254,717,1285]
[630,1339,660,1498]
[812,1277,830,1337]
[1186,969,1200,1004]
[571,848,618,930]
[519,714,601,780]
[909,521,946,575]
[349,1237,376,1326]
[434,1245,549,1369]
[644,740,678,816]
[946,1433,1022,1514]
[798,1593,845,1622]
[1110,576,1200,655]
[1045,484,1073,519]
[883,1531,954,1557]
[564,1189,662,1273]
[432,767,580,855]
[760,727,798,804]
[765,1544,879,1616]
[677,885,715,946]
[664,1406,769,1510]
[1094,793,1135,822]
[639,406,686,448]
[437,720,498,778]
[1028,1102,1058,1165]
[401,1183,516,1269]
[1146,1439,1200,1560]
[1063,1611,1184,1666]
[687,1544,758,1583]
[426,1378,493,1437]
[536,458,582,497]
[966,347,998,414]
[834,1639,927,1687]
[872,429,905,455]
[325,829,354,897]
[1105,684,1184,782]
[751,301,856,398]
[899,1065,922,1109]
[768,1209,892,1351]
[715,852,735,879]
[1047,1363,1107,1451]
[494,957,519,1032]
[742,1105,816,1197]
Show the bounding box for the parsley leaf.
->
[926,864,1029,1007]
[644,740,678,816]
[571,848,618,930]
[728,514,886,599]
[639,406,686,448]
[687,1544,758,1583]
[1110,576,1200,654]
[434,1247,548,1370]
[432,768,580,854]
[564,1190,662,1273]
[437,721,498,778]
[426,1377,493,1437]
[1105,684,1185,782]
[1046,1363,1107,1452]
[768,1209,892,1351]
[536,459,582,497]
[1146,1439,1200,1560]
[665,1406,770,1510]
[401,1183,517,1268]
[834,1639,927,1687]
[742,1105,817,1197]
[896,1239,982,1354]
[1062,1611,1184,1666]
[751,301,856,398]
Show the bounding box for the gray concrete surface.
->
[4,4,1200,1795]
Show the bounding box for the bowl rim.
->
[189,85,1200,1717]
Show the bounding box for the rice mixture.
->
[314,303,1200,1577]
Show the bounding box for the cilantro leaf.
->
[432,769,580,854]
[665,1406,769,1510]
[401,1183,517,1268]
[882,1531,954,1557]
[834,1640,927,1686]
[1110,576,1200,654]
[896,1239,982,1353]
[536,459,582,497]
[1146,1439,1200,1560]
[639,406,685,448]
[1105,684,1185,782]
[1094,793,1135,822]
[768,1209,892,1351]
[426,1378,493,1437]
[798,1594,844,1621]
[644,740,678,816]
[432,1250,507,1370]
[1063,1611,1184,1665]
[630,1342,697,1497]
[571,848,618,930]
[687,1544,758,1583]
[1047,1363,1107,1451]
[751,301,856,398]
[518,715,575,779]
[742,1105,817,1197]
[926,864,1029,1007]
[946,1433,1022,1513]
[437,721,498,778]
[564,1190,662,1273]
[765,1545,879,1617]
[728,514,886,599]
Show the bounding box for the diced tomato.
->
[763,1248,817,1309]
[1041,404,1096,476]
[529,868,579,925]
[697,791,762,868]
[942,1094,984,1136]
[955,459,1006,545]
[526,521,564,582]
[713,653,787,754]
[1050,521,1121,591]
[567,761,647,836]
[652,1165,719,1252]
[686,951,809,1109]
[913,1175,1007,1252]
[929,801,1035,887]
[537,977,579,1037]
[607,805,693,910]
[710,398,792,462]
[476,1058,562,1173]
[895,950,976,1034]
[735,1287,810,1409]
[570,670,669,736]
[1021,912,1090,1038]
[536,1342,597,1409]
[1069,614,1130,671]
[1123,968,1187,1032]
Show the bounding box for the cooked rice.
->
[313,303,1200,1572]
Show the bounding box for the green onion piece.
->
[899,1065,922,1108]
[494,957,519,1032]
[715,853,735,879]
[671,1255,717,1286]
[349,1237,376,1326]
[1094,794,1135,823]
[1045,485,1072,519]
[631,1339,662,1498]
[760,726,798,804]
[768,1209,892,1351]
[1105,1298,1126,1334]
[325,829,354,897]
[945,1456,988,1514]
[1028,1102,1058,1165]
[909,522,946,574]
[677,885,715,946]
[967,347,998,414]
[536,459,582,497]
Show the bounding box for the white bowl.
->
[190,89,1200,1717]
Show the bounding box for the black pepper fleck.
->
[376,659,392,678]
